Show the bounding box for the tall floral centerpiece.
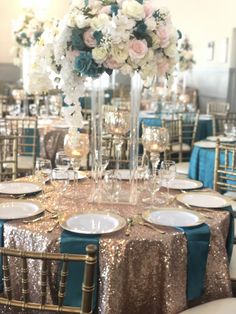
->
[178,37,196,92]
[12,8,49,93]
[45,0,179,203]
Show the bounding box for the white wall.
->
[0,0,69,63]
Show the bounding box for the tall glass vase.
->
[90,71,142,204]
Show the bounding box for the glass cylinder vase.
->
[90,71,142,204]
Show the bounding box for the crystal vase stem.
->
[150,152,160,176]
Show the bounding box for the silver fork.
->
[47,221,59,233]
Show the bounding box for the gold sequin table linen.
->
[0,178,232,314]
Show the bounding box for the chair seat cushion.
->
[6,156,34,170]
[230,245,236,280]
[172,143,191,152]
[176,162,189,175]
[224,191,236,200]
[179,298,236,314]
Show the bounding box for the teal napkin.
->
[60,231,100,308]
[0,220,5,292]
[179,223,210,301]
[222,205,234,261]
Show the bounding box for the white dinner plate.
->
[207,135,236,143]
[0,182,42,195]
[53,170,87,181]
[162,178,203,190]
[60,212,126,234]
[177,192,230,208]
[142,208,203,227]
[194,141,216,149]
[0,200,43,219]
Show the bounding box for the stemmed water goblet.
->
[50,168,69,213]
[55,151,71,171]
[64,129,89,198]
[35,158,52,199]
[160,160,176,203]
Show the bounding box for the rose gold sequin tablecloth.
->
[0,178,232,314]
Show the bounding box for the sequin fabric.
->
[0,178,232,314]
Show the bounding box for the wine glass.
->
[142,126,169,175]
[55,151,71,170]
[35,159,52,198]
[51,168,69,212]
[160,160,176,203]
[142,172,162,207]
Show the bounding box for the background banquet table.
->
[189,139,236,188]
[139,113,213,142]
[0,178,233,314]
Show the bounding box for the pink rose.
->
[144,1,154,18]
[83,29,97,48]
[128,39,148,60]
[100,5,111,14]
[157,59,170,76]
[157,25,170,48]
[104,57,122,69]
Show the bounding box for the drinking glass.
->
[103,170,122,203]
[142,126,169,175]
[55,151,71,170]
[224,123,234,137]
[35,159,52,198]
[51,168,69,209]
[160,160,176,203]
[142,172,162,207]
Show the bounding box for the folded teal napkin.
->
[222,205,234,261]
[0,220,5,292]
[179,223,210,301]
[60,230,100,308]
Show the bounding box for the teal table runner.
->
[60,231,100,308]
[179,224,210,301]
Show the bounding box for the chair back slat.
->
[21,256,29,303]
[0,135,18,181]
[58,261,68,307]
[0,245,97,313]
[41,259,47,305]
[214,139,236,193]
[2,255,12,300]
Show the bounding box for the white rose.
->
[75,14,90,28]
[150,32,160,49]
[92,47,108,63]
[111,45,128,63]
[164,43,177,58]
[122,0,145,20]
[67,14,76,27]
[120,63,132,75]
[90,14,110,31]
[145,17,156,31]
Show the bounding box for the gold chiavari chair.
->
[213,140,236,199]
[175,110,200,177]
[212,113,236,136]
[5,116,38,175]
[162,117,183,163]
[0,244,97,313]
[206,102,230,117]
[0,135,18,181]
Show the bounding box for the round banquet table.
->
[0,178,233,314]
